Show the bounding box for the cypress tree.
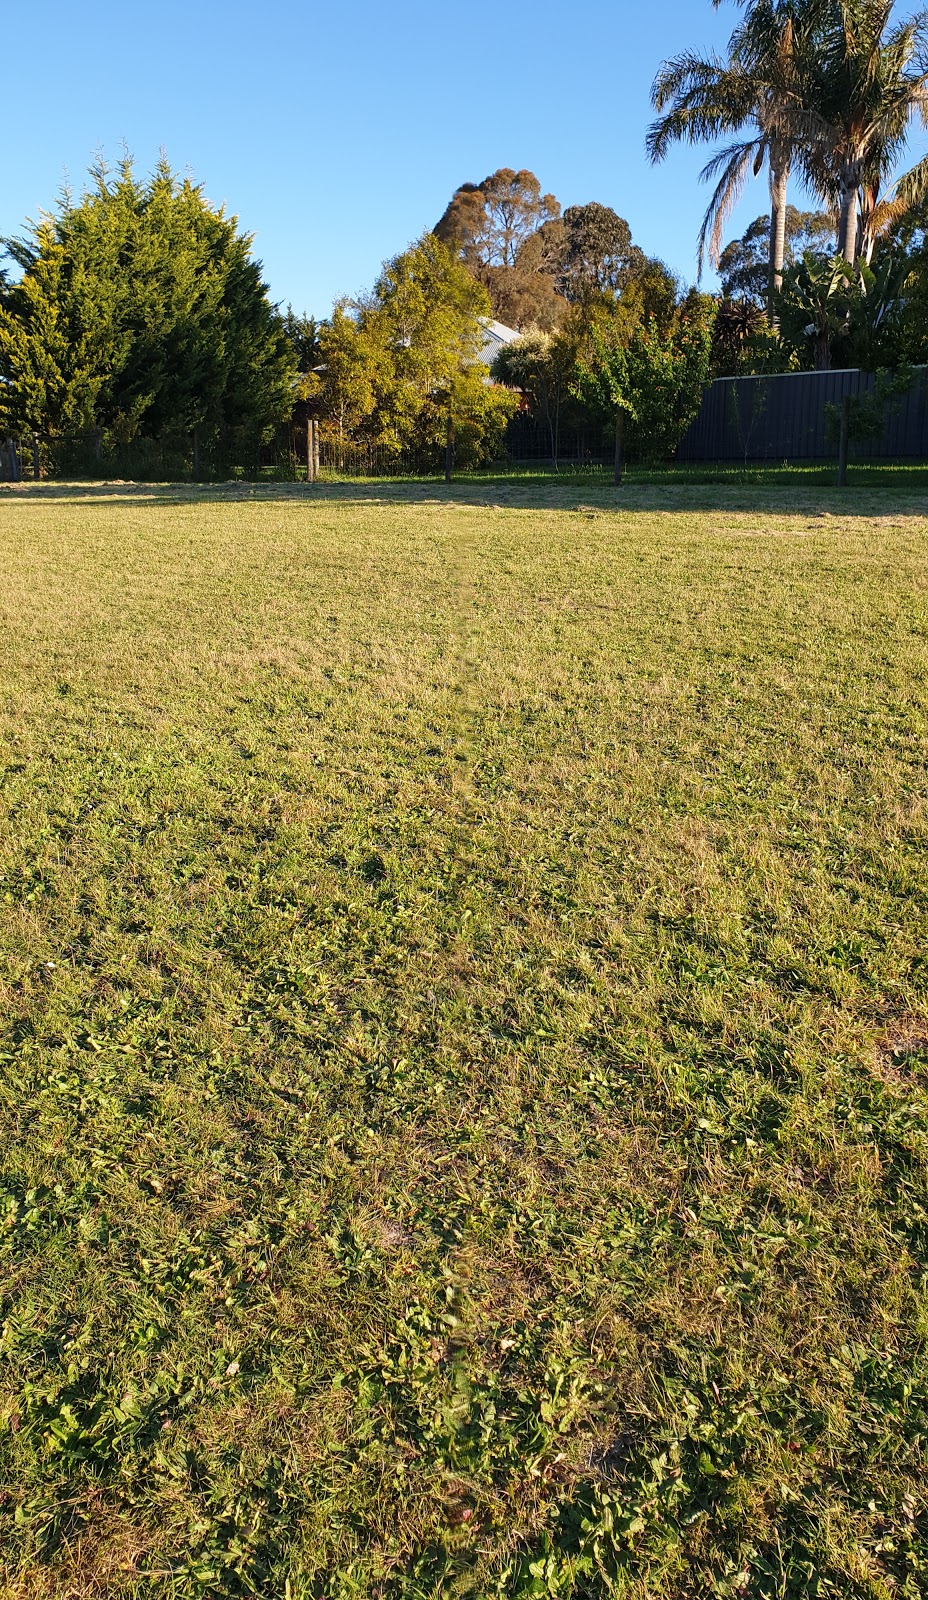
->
[0,157,295,445]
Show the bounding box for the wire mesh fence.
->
[0,424,610,483]
[4,369,928,483]
[0,425,303,484]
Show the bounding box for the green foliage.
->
[434,171,643,330]
[0,157,296,442]
[364,232,491,451]
[718,208,835,304]
[776,249,910,370]
[572,290,716,461]
[555,202,641,300]
[309,304,390,456]
[489,257,711,462]
[281,307,320,375]
[824,364,917,446]
[444,368,520,468]
[309,236,515,468]
[492,329,580,460]
[885,223,928,365]
[710,297,781,377]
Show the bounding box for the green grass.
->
[313,462,928,491]
[454,461,928,490]
[1,481,927,1598]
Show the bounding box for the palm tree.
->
[648,1,823,315]
[797,1,928,262]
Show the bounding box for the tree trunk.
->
[860,187,877,264]
[814,330,832,372]
[767,157,790,325]
[613,410,624,486]
[836,173,860,263]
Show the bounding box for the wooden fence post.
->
[306,418,315,482]
[32,434,40,481]
[313,419,320,481]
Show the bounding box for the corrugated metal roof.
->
[476,318,519,366]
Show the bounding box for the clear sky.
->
[4,1,924,317]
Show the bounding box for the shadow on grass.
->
[3,473,928,516]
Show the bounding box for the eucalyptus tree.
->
[648,1,824,316]
[718,205,833,300]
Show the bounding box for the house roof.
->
[477,318,519,366]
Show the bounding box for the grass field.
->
[454,463,928,490]
[1,481,927,1598]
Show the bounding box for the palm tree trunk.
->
[767,156,790,325]
[836,172,859,263]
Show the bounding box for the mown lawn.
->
[1,482,927,1599]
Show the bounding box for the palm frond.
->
[696,139,765,274]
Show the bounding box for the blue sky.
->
[4,2,924,316]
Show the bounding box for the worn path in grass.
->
[1,484,927,1598]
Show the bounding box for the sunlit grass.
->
[1,483,927,1597]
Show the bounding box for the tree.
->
[492,329,578,466]
[434,168,565,328]
[434,176,647,328]
[611,256,682,338]
[775,245,909,366]
[0,156,295,444]
[648,1,826,314]
[308,304,389,465]
[572,291,716,469]
[718,206,834,299]
[883,204,928,360]
[710,295,771,372]
[796,0,928,263]
[310,235,517,469]
[282,308,320,374]
[435,168,560,270]
[553,203,641,299]
[363,232,491,450]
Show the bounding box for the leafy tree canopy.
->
[282,307,321,374]
[775,247,910,370]
[571,288,716,461]
[555,202,641,299]
[718,208,835,303]
[308,234,517,467]
[435,169,560,270]
[434,171,641,329]
[0,156,295,440]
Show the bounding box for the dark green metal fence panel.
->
[677,367,928,462]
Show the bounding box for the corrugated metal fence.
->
[677,366,928,462]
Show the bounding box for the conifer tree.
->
[0,157,295,441]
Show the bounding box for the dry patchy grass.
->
[0,483,927,1598]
